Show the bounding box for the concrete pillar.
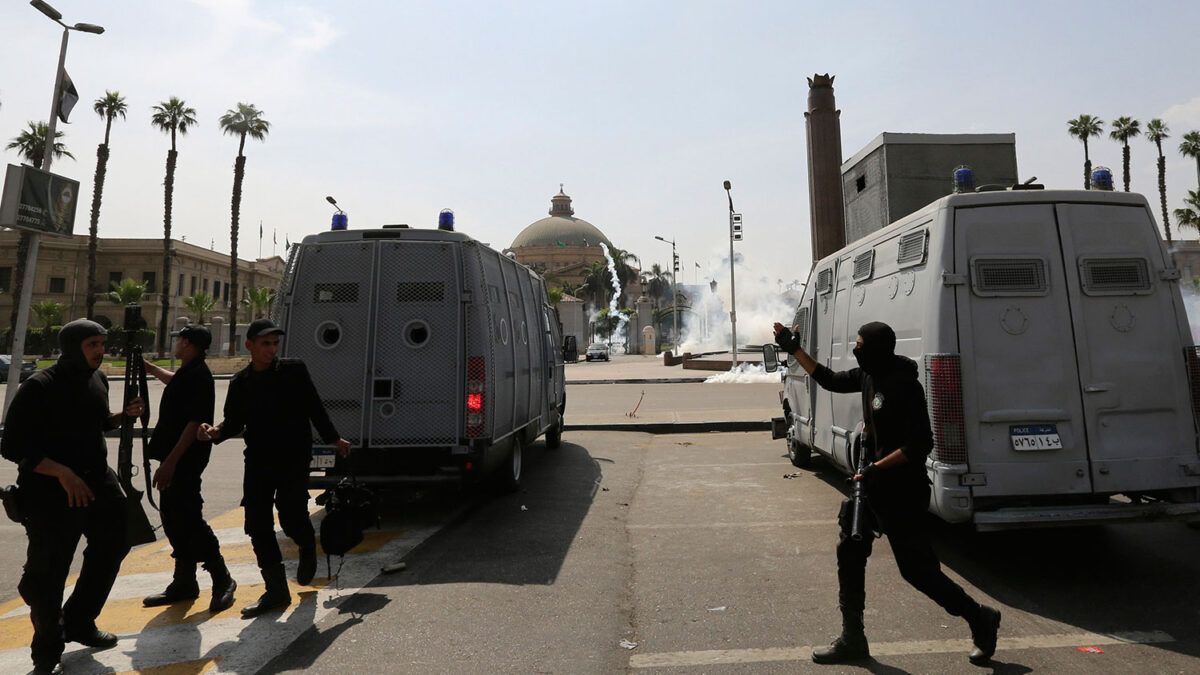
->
[805,74,846,260]
[210,316,225,354]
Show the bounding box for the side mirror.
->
[762,344,780,373]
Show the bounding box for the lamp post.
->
[724,180,740,367]
[3,1,104,417]
[653,235,678,351]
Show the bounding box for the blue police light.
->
[953,165,975,193]
[1091,166,1114,191]
[331,213,348,230]
[438,209,455,231]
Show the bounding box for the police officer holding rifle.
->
[1,319,143,675]
[772,320,1001,665]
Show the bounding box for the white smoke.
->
[703,362,782,384]
[599,242,630,349]
[676,250,796,354]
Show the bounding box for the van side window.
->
[897,229,928,268]
[852,250,874,283]
[969,258,1049,296]
[313,282,359,303]
[792,307,811,351]
[1079,257,1153,296]
[816,269,833,294]
[396,282,445,302]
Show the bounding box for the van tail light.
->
[466,356,486,437]
[1184,347,1200,428]
[925,354,967,463]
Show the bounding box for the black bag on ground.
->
[317,479,378,557]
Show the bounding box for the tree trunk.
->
[86,143,109,319]
[157,148,177,355]
[228,154,246,356]
[1158,151,1172,244]
[1083,139,1091,190]
[1122,143,1131,192]
[6,233,31,351]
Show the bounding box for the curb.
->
[563,420,772,434]
[566,378,708,385]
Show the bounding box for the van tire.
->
[545,413,563,449]
[500,436,523,492]
[787,437,812,468]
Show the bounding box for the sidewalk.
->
[565,353,705,384]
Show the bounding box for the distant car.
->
[585,343,610,362]
[0,355,37,383]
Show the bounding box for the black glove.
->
[775,327,800,354]
[859,462,878,478]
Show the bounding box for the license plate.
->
[1010,424,1062,451]
[310,448,336,469]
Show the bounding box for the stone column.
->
[805,74,847,260]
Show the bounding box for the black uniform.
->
[0,321,130,669]
[148,355,221,572]
[213,357,339,572]
[804,320,990,663]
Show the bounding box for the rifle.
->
[849,437,871,542]
[118,304,157,548]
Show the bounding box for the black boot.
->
[812,604,869,664]
[63,625,119,650]
[241,565,291,618]
[32,662,63,674]
[296,546,317,585]
[967,605,1001,665]
[143,559,200,607]
[205,558,238,613]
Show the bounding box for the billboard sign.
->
[0,164,80,237]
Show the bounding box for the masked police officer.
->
[1,319,143,674]
[773,320,1001,665]
[198,318,350,618]
[140,325,237,613]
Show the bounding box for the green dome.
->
[511,188,613,249]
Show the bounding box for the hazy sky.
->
[3,0,1200,292]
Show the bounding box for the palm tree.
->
[546,287,563,307]
[1179,131,1200,189]
[239,286,275,319]
[1175,189,1200,238]
[150,96,198,355]
[1067,115,1104,189]
[641,263,672,308]
[4,122,73,349]
[182,291,217,325]
[1109,116,1141,192]
[31,300,63,358]
[576,260,611,307]
[218,102,271,355]
[1145,119,1172,243]
[603,246,640,307]
[108,278,148,306]
[85,91,128,320]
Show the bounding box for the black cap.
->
[171,324,212,350]
[246,318,285,340]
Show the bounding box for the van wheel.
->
[500,436,523,492]
[787,437,812,468]
[545,412,563,449]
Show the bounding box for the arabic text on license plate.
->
[1010,424,1062,451]
[310,450,336,469]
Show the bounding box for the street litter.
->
[707,606,727,612]
[626,390,645,418]
[1077,646,1104,654]
[619,639,638,650]
[602,487,610,492]
[381,562,407,574]
[783,473,801,479]
[521,505,528,511]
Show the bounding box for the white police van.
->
[766,182,1200,530]
[274,213,566,489]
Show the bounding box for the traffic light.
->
[673,254,680,273]
[731,213,743,241]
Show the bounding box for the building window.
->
[223,283,230,303]
[108,271,123,289]
[855,175,867,193]
[190,276,197,295]
[0,267,11,293]
[177,273,184,297]
[213,280,221,300]
[142,271,156,293]
[49,277,66,294]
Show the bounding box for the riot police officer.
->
[773,320,1001,665]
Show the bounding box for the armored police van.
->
[766,187,1200,530]
[273,219,566,489]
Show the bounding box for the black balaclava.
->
[852,321,896,375]
[57,318,107,375]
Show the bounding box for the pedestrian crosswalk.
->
[0,497,444,674]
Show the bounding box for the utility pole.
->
[653,235,678,351]
[724,180,741,367]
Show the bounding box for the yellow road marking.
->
[116,657,220,675]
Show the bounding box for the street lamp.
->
[3,1,104,417]
[724,180,741,367]
[654,235,678,351]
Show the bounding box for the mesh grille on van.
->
[396,281,445,302]
[1185,347,1200,429]
[816,268,833,294]
[971,259,1048,296]
[792,307,810,351]
[852,250,875,282]
[1079,258,1151,295]
[313,282,360,303]
[925,354,967,464]
[897,230,928,267]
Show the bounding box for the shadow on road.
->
[370,438,601,587]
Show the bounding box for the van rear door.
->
[370,240,463,446]
[955,204,1094,497]
[1054,203,1197,493]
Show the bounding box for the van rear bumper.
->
[973,501,1200,531]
